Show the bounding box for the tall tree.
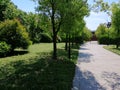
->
[33,0,89,60]
[61,0,89,58]
[33,0,65,59]
[111,3,120,48]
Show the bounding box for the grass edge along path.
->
[104,45,120,55]
[0,43,79,90]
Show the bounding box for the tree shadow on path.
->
[102,72,120,90]
[78,52,93,63]
[72,66,106,90]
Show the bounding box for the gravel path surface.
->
[72,41,120,90]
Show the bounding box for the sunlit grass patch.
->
[104,45,120,55]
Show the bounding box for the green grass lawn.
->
[104,45,120,55]
[0,43,79,90]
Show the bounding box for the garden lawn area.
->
[104,45,120,55]
[0,43,79,90]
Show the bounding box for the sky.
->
[11,0,119,31]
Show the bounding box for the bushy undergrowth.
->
[0,19,31,50]
[40,33,52,42]
[0,42,11,57]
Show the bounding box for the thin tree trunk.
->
[51,3,57,60]
[68,34,71,59]
[65,34,68,51]
[116,44,119,49]
[53,32,57,60]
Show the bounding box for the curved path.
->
[72,41,120,90]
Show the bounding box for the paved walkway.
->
[72,41,120,90]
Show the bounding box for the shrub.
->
[72,36,83,44]
[0,19,31,50]
[0,42,11,56]
[98,35,109,44]
[40,33,52,42]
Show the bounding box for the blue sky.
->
[11,0,118,31]
[11,0,37,13]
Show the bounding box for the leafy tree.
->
[26,13,42,43]
[35,0,65,59]
[33,0,89,59]
[111,3,120,48]
[3,2,19,20]
[26,13,52,43]
[92,0,110,13]
[83,27,92,41]
[95,24,107,38]
[95,24,109,44]
[0,19,31,51]
[0,0,10,21]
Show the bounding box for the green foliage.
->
[0,19,31,50]
[92,0,110,12]
[0,0,10,21]
[26,13,52,43]
[98,35,109,44]
[40,33,52,42]
[83,27,92,41]
[0,42,11,56]
[27,13,41,43]
[74,36,84,44]
[34,0,89,59]
[111,3,120,48]
[95,24,109,44]
[95,24,107,38]
[3,2,19,20]
[0,0,21,21]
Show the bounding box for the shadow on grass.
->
[0,53,76,90]
[0,50,29,58]
[9,50,29,56]
[113,48,120,50]
[57,44,79,63]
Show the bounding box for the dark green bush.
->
[0,19,31,50]
[0,42,11,56]
[98,35,109,44]
[72,36,83,44]
[40,33,52,42]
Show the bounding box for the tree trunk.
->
[68,34,71,59]
[116,44,119,49]
[53,32,57,60]
[65,34,68,51]
[51,3,57,60]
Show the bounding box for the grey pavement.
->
[72,41,120,90]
